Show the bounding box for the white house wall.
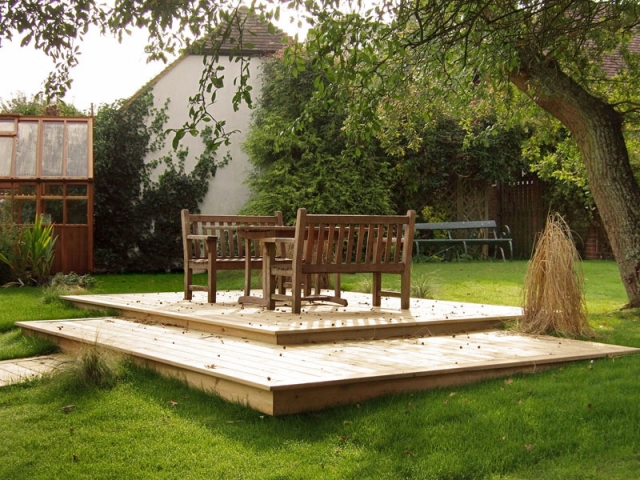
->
[144,55,265,214]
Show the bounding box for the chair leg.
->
[303,274,312,297]
[292,272,302,314]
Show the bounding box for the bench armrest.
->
[187,234,218,241]
[499,225,512,239]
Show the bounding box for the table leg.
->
[244,253,251,296]
[263,242,276,310]
[238,242,273,307]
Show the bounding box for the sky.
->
[0,28,178,113]
[0,14,306,113]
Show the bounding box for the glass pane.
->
[43,199,63,224]
[0,187,13,197]
[17,199,36,223]
[18,185,36,196]
[0,119,15,133]
[67,199,87,224]
[42,122,64,176]
[15,122,38,177]
[66,122,89,177]
[67,184,87,196]
[0,137,13,176]
[44,184,64,196]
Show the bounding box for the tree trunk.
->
[509,53,640,308]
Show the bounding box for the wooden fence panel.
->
[497,175,547,259]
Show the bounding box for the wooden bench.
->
[181,210,284,303]
[262,208,416,314]
[413,220,513,261]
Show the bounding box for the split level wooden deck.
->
[18,291,638,415]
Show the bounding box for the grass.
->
[1,260,639,479]
[0,329,58,361]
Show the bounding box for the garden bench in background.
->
[413,220,513,261]
[181,210,285,303]
[262,208,416,314]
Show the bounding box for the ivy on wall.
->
[93,91,225,272]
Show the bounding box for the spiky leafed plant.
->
[0,214,57,286]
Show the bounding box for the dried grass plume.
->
[521,213,593,337]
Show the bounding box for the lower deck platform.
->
[17,291,639,415]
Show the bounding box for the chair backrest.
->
[181,210,284,261]
[292,209,416,273]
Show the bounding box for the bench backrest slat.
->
[293,209,416,272]
[415,220,497,231]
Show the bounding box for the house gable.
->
[127,8,290,107]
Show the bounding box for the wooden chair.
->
[181,210,284,303]
[262,208,416,313]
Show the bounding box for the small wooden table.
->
[235,225,296,306]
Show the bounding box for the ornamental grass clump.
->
[73,344,123,389]
[521,213,592,337]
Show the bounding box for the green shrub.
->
[242,56,393,222]
[50,272,96,289]
[42,272,96,303]
[0,200,22,284]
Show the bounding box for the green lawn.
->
[1,261,639,479]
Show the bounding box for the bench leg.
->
[400,269,411,309]
[184,267,193,301]
[207,265,216,304]
[372,272,382,307]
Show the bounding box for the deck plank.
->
[0,355,74,386]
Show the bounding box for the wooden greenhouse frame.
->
[0,114,94,274]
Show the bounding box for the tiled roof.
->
[193,7,290,57]
[600,35,640,76]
